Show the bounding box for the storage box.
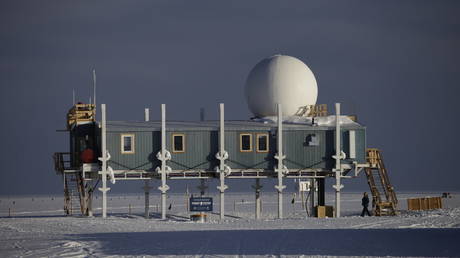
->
[407,197,442,211]
[315,205,334,218]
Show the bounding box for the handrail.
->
[53,152,75,173]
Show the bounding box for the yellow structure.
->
[66,104,95,130]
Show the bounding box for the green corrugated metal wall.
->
[107,131,155,171]
[283,130,332,170]
[105,128,366,171]
[224,130,274,170]
[341,129,366,164]
[167,131,218,171]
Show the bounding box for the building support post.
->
[216,103,228,220]
[143,108,151,219]
[274,104,286,219]
[98,104,110,218]
[87,189,93,217]
[310,179,315,217]
[333,103,344,218]
[317,178,325,206]
[198,179,207,196]
[157,104,170,220]
[85,182,94,217]
[143,180,151,219]
[252,178,262,219]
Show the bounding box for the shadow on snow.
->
[73,228,460,256]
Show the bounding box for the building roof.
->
[106,118,365,132]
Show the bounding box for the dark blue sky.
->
[1,1,459,195]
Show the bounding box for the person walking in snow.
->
[361,192,371,217]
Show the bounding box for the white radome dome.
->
[245,55,318,117]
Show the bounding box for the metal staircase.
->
[364,148,398,216]
[63,172,93,216]
[64,173,82,215]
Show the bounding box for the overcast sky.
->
[1,1,459,195]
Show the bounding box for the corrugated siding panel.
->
[225,130,274,170]
[107,131,154,171]
[341,128,366,164]
[167,131,218,171]
[355,128,366,163]
[283,130,330,170]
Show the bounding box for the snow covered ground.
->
[1,192,459,257]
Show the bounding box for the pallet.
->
[407,197,442,211]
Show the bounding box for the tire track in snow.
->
[349,218,400,229]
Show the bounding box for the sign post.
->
[189,197,213,222]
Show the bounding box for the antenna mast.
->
[92,69,97,114]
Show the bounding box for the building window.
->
[172,134,185,153]
[121,134,135,154]
[256,133,269,153]
[306,134,320,146]
[240,133,252,152]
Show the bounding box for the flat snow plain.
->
[1,192,459,257]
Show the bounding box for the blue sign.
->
[190,197,213,212]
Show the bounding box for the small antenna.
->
[200,108,205,121]
[73,89,75,105]
[92,68,97,112]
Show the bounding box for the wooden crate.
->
[407,197,442,211]
[315,205,334,218]
[407,198,420,210]
[428,197,442,209]
[316,206,326,218]
[66,104,95,129]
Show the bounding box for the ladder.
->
[64,173,88,216]
[364,148,398,216]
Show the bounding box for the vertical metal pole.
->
[199,179,207,196]
[101,104,107,218]
[160,104,168,220]
[217,103,228,220]
[144,108,149,122]
[185,194,189,214]
[98,104,109,218]
[144,108,151,219]
[253,178,262,219]
[200,108,205,121]
[275,104,286,219]
[333,103,343,218]
[93,69,96,114]
[310,179,315,217]
[301,186,305,210]
[87,191,93,217]
[144,182,151,218]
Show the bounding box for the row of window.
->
[240,133,269,153]
[120,133,270,154]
